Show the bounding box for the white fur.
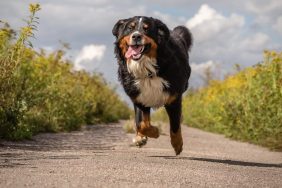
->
[138,17,143,30]
[135,76,170,108]
[127,56,170,108]
[127,56,157,79]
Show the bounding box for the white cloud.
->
[191,61,217,75]
[185,4,279,73]
[246,0,282,14]
[186,4,223,28]
[152,11,184,28]
[74,44,106,70]
[191,60,223,80]
[246,0,282,26]
[186,4,244,42]
[239,33,270,52]
[190,61,223,87]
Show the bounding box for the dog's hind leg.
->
[133,105,160,147]
[165,97,183,155]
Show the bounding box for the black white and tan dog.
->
[112,16,192,155]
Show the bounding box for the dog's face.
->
[112,16,169,62]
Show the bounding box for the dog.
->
[112,16,192,155]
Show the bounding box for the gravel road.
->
[0,123,281,188]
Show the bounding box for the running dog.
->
[112,16,192,155]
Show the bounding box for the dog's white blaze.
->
[127,56,170,108]
[138,17,143,30]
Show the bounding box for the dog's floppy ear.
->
[154,18,170,44]
[112,19,127,38]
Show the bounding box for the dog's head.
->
[112,16,169,62]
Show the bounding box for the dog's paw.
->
[170,129,183,155]
[133,135,148,147]
[172,141,183,155]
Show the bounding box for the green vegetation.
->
[0,4,130,140]
[154,51,282,150]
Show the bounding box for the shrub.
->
[0,4,130,140]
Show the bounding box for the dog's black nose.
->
[132,33,142,42]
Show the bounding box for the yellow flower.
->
[29,4,41,13]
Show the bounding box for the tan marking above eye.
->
[143,24,149,29]
[130,22,136,27]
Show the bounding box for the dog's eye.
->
[143,25,149,32]
[127,26,133,31]
[127,22,136,32]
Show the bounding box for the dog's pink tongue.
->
[125,46,143,59]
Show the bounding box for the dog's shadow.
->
[148,155,282,168]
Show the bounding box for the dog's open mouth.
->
[125,44,150,60]
[125,45,144,60]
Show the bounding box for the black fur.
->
[113,16,192,137]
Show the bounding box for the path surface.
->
[0,123,281,187]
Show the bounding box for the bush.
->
[0,4,131,140]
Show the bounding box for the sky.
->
[1,0,282,100]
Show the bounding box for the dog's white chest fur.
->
[135,77,170,108]
[127,56,170,108]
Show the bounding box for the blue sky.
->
[1,0,282,99]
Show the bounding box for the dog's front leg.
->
[133,105,160,147]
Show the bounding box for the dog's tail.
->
[172,26,193,52]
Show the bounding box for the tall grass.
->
[154,51,282,150]
[0,4,130,140]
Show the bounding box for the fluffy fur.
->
[127,56,157,79]
[112,16,192,155]
[135,76,170,108]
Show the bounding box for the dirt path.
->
[0,123,281,187]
